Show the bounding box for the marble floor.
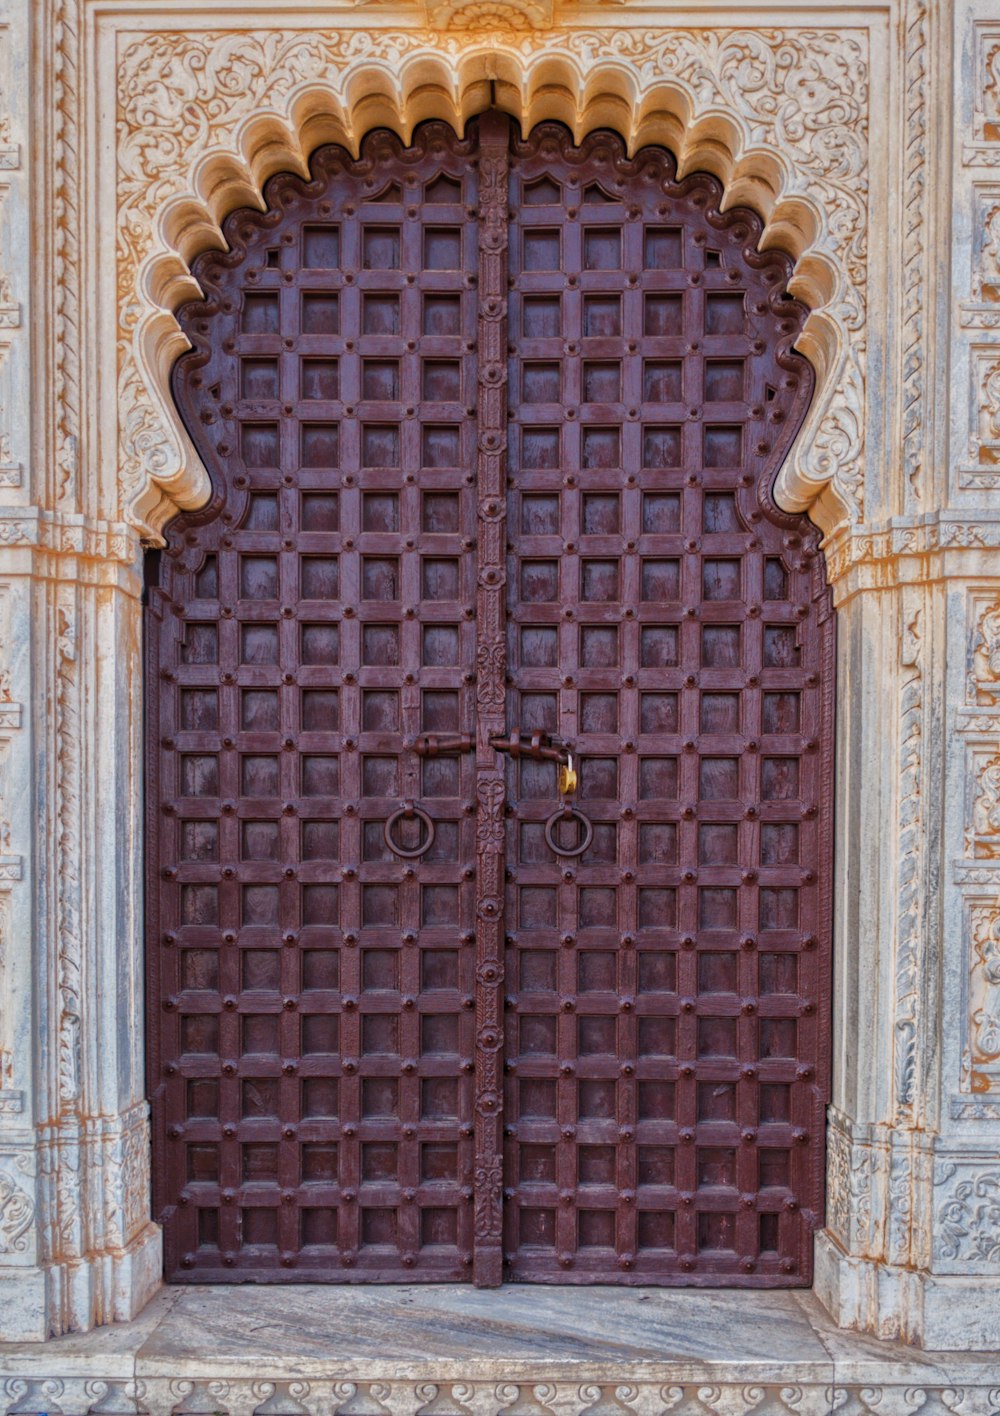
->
[1,1286,999,1415]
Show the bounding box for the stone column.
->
[813,0,1000,1353]
[0,0,161,1341]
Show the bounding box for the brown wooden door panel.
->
[152,126,482,1281]
[148,115,833,1286]
[501,126,831,1286]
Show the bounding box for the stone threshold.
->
[1,1286,999,1416]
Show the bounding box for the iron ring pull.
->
[544,803,594,859]
[384,801,436,860]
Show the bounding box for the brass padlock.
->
[557,754,578,797]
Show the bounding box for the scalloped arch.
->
[117,30,868,539]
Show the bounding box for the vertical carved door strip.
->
[150,114,833,1288]
[471,111,509,1286]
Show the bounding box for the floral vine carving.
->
[974,599,1000,700]
[115,24,868,531]
[0,1166,33,1255]
[971,907,1000,1063]
[894,596,923,1119]
[937,1167,1000,1263]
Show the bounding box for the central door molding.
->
[470,110,510,1286]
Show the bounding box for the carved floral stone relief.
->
[971,596,1000,702]
[0,1156,34,1259]
[113,22,869,539]
[970,905,1000,1069]
[969,751,1000,857]
[960,26,1000,488]
[936,1160,1000,1268]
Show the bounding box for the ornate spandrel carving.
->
[426,0,553,27]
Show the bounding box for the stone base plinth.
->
[816,1230,1000,1355]
[0,1285,998,1416]
[0,1226,163,1346]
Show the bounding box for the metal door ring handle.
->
[544,805,593,858]
[384,804,436,859]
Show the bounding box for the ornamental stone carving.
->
[971,753,1000,856]
[971,906,1000,1068]
[974,201,1000,300]
[114,22,869,540]
[0,1164,33,1257]
[974,599,1000,700]
[936,1164,1000,1267]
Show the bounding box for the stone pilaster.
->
[0,0,160,1341]
[810,0,1000,1354]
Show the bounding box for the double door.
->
[148,113,832,1286]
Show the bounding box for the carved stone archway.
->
[115,29,868,541]
[16,2,1000,1369]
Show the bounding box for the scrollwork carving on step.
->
[739,1388,800,1415]
[829,1392,880,1416]
[414,1385,474,1416]
[332,1384,391,1416]
[496,1387,556,1416]
[576,1386,637,1416]
[115,24,869,537]
[660,1390,723,1416]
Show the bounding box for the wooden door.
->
[500,126,831,1285]
[149,125,484,1282]
[147,115,832,1287]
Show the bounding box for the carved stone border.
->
[5,1374,1000,1416]
[112,22,870,540]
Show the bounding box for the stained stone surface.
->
[1,1286,999,1415]
[6,0,1000,1364]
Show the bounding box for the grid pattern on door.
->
[501,127,830,1284]
[150,126,482,1280]
[148,117,832,1287]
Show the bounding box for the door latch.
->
[412,732,475,757]
[489,729,571,765]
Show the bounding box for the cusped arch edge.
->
[119,40,865,541]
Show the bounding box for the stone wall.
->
[0,0,997,1352]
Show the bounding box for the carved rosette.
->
[472,111,509,1285]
